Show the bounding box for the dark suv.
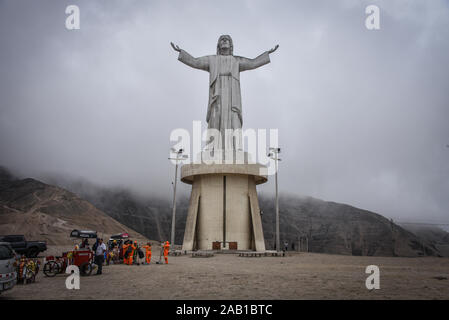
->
[0,235,47,258]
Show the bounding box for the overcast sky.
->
[0,0,448,223]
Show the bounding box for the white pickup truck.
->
[0,242,17,294]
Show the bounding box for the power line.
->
[397,222,449,226]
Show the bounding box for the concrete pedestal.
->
[181,162,267,251]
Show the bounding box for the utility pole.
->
[268,147,281,252]
[168,148,188,249]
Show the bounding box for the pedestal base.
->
[181,163,267,251]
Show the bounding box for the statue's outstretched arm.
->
[171,42,209,71]
[170,42,181,52]
[239,45,278,72]
[238,53,267,72]
[268,44,279,54]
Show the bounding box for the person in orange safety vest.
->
[163,241,170,264]
[142,242,152,265]
[129,241,137,265]
[122,242,130,265]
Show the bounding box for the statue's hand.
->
[170,42,181,52]
[268,44,279,54]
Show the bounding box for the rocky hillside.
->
[0,167,148,245]
[259,195,443,256]
[400,224,449,257]
[47,175,445,257]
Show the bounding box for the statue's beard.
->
[219,46,231,55]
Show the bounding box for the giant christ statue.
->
[171,35,278,151]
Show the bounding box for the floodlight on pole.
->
[268,147,281,252]
[168,148,188,249]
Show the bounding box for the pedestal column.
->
[181,163,267,251]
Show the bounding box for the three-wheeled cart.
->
[43,230,97,277]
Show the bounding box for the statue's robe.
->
[178,50,270,150]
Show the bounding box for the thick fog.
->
[0,0,448,223]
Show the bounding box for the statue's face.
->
[220,37,230,49]
[218,36,232,55]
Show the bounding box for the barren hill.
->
[399,224,449,257]
[259,195,444,256]
[0,168,148,245]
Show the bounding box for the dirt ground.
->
[2,248,449,300]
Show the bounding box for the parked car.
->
[0,235,47,258]
[0,242,17,294]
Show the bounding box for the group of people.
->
[122,240,145,265]
[121,240,171,265]
[74,238,171,276]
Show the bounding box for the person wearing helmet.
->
[163,241,170,264]
[123,241,131,265]
[129,241,137,265]
[142,242,152,265]
[134,241,142,266]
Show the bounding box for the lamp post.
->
[168,148,188,248]
[268,147,281,252]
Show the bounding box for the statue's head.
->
[217,35,233,55]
